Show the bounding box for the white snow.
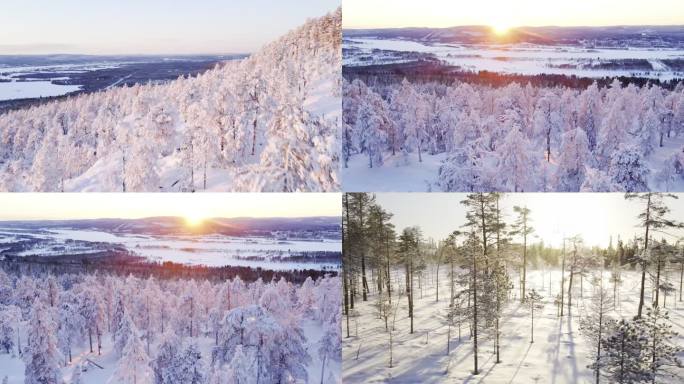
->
[343,268,684,383]
[343,153,445,192]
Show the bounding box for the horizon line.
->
[344,23,684,30]
[0,215,341,222]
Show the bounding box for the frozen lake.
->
[0,228,341,271]
[0,80,82,101]
[344,38,684,80]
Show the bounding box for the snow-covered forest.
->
[342,192,684,383]
[342,78,684,192]
[0,269,341,383]
[0,8,341,192]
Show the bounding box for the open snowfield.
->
[342,153,445,192]
[344,38,684,80]
[343,267,684,383]
[0,228,341,270]
[0,318,336,384]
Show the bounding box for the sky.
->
[376,193,684,248]
[0,193,341,221]
[344,0,684,29]
[0,0,340,55]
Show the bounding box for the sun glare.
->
[491,24,511,36]
[185,214,205,227]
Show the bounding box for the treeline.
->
[0,257,333,285]
[344,61,684,90]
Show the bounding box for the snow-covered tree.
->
[110,325,152,384]
[524,289,544,343]
[609,146,650,192]
[23,299,61,384]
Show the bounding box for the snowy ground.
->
[0,228,341,270]
[342,153,445,192]
[344,38,684,80]
[343,267,684,383]
[0,319,336,384]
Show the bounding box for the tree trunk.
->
[359,202,369,302]
[530,305,534,343]
[386,232,392,304]
[638,195,651,318]
[121,154,126,192]
[251,107,258,156]
[679,261,684,301]
[203,161,207,190]
[409,257,414,334]
[472,246,479,375]
[568,270,574,315]
[654,258,661,307]
[320,355,326,384]
[596,291,603,384]
[522,227,527,302]
[436,251,441,302]
[560,241,566,317]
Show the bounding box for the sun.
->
[184,214,206,227]
[491,23,511,36]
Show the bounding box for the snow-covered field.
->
[0,228,341,270]
[344,38,684,80]
[343,268,684,383]
[343,153,445,192]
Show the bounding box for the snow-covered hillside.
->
[0,8,341,192]
[0,271,342,383]
[343,78,684,192]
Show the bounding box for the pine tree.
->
[511,206,534,302]
[229,345,255,384]
[602,319,651,384]
[397,226,422,334]
[23,299,61,384]
[625,193,683,318]
[579,275,616,384]
[525,289,544,343]
[111,325,152,384]
[638,307,681,384]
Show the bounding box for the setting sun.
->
[491,24,511,36]
[185,214,206,227]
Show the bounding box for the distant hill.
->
[0,216,341,236]
[344,25,684,47]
